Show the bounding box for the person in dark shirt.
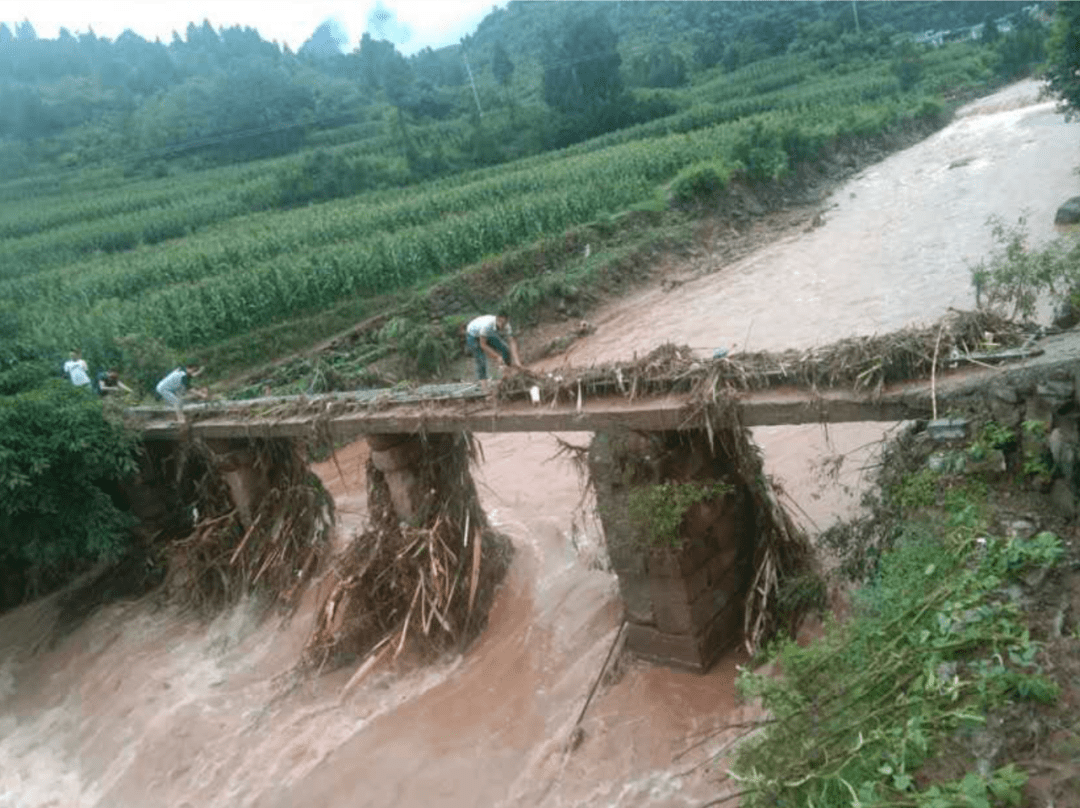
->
[96,368,133,397]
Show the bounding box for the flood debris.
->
[302,432,513,671]
[163,437,334,613]
[499,309,1033,406]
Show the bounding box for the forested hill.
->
[0,1,1046,182]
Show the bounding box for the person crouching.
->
[155,362,208,421]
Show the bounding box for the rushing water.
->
[1,80,1077,808]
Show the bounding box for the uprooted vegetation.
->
[498,308,1034,405]
[161,438,335,614]
[178,308,1039,440]
[302,432,513,671]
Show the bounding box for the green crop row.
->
[0,121,712,309]
[18,94,942,360]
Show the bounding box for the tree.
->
[542,10,629,139]
[491,41,514,88]
[627,44,687,88]
[0,384,140,607]
[299,20,348,61]
[1043,2,1080,119]
[995,12,1046,81]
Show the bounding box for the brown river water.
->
[1,80,1077,808]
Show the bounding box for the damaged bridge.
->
[124,326,1078,673]
[128,342,1053,441]
[127,364,990,441]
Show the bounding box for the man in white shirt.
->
[465,312,523,380]
[63,349,92,390]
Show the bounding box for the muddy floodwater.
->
[1,80,1078,808]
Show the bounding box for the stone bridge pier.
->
[589,429,757,672]
[204,439,275,528]
[365,433,430,523]
[124,437,310,538]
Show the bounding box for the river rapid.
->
[1,80,1077,808]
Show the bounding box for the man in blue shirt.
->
[155,362,207,420]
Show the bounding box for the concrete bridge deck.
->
[128,381,933,440]
[126,332,1078,440]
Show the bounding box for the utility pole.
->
[463,51,483,118]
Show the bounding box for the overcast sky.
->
[0,0,509,55]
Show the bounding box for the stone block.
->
[646,548,683,579]
[699,602,743,661]
[1049,478,1077,520]
[1053,413,1079,442]
[679,538,716,576]
[990,383,1020,405]
[625,623,705,671]
[1049,427,1076,480]
[965,449,1007,477]
[649,576,693,634]
[685,562,712,604]
[988,397,1023,428]
[1036,380,1073,414]
[369,440,422,473]
[220,463,271,529]
[707,545,740,586]
[927,418,969,441]
[690,585,731,629]
[710,512,739,552]
[616,569,654,625]
[366,433,413,452]
[1025,397,1056,430]
[627,603,743,672]
[382,467,424,523]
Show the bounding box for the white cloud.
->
[0,0,505,54]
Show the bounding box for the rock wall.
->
[588,429,755,671]
[946,363,1080,519]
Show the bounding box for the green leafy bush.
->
[970,215,1080,320]
[0,383,140,605]
[0,359,57,396]
[627,480,732,548]
[731,120,790,182]
[730,526,1062,807]
[378,316,459,379]
[668,160,733,207]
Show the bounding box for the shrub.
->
[731,528,1055,807]
[970,215,1080,320]
[668,160,733,207]
[626,480,733,548]
[378,316,459,379]
[0,383,140,605]
[731,120,790,181]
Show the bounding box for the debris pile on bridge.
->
[499,309,1029,404]
[303,432,512,670]
[163,438,334,613]
[695,391,816,652]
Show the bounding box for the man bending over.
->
[465,312,522,380]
